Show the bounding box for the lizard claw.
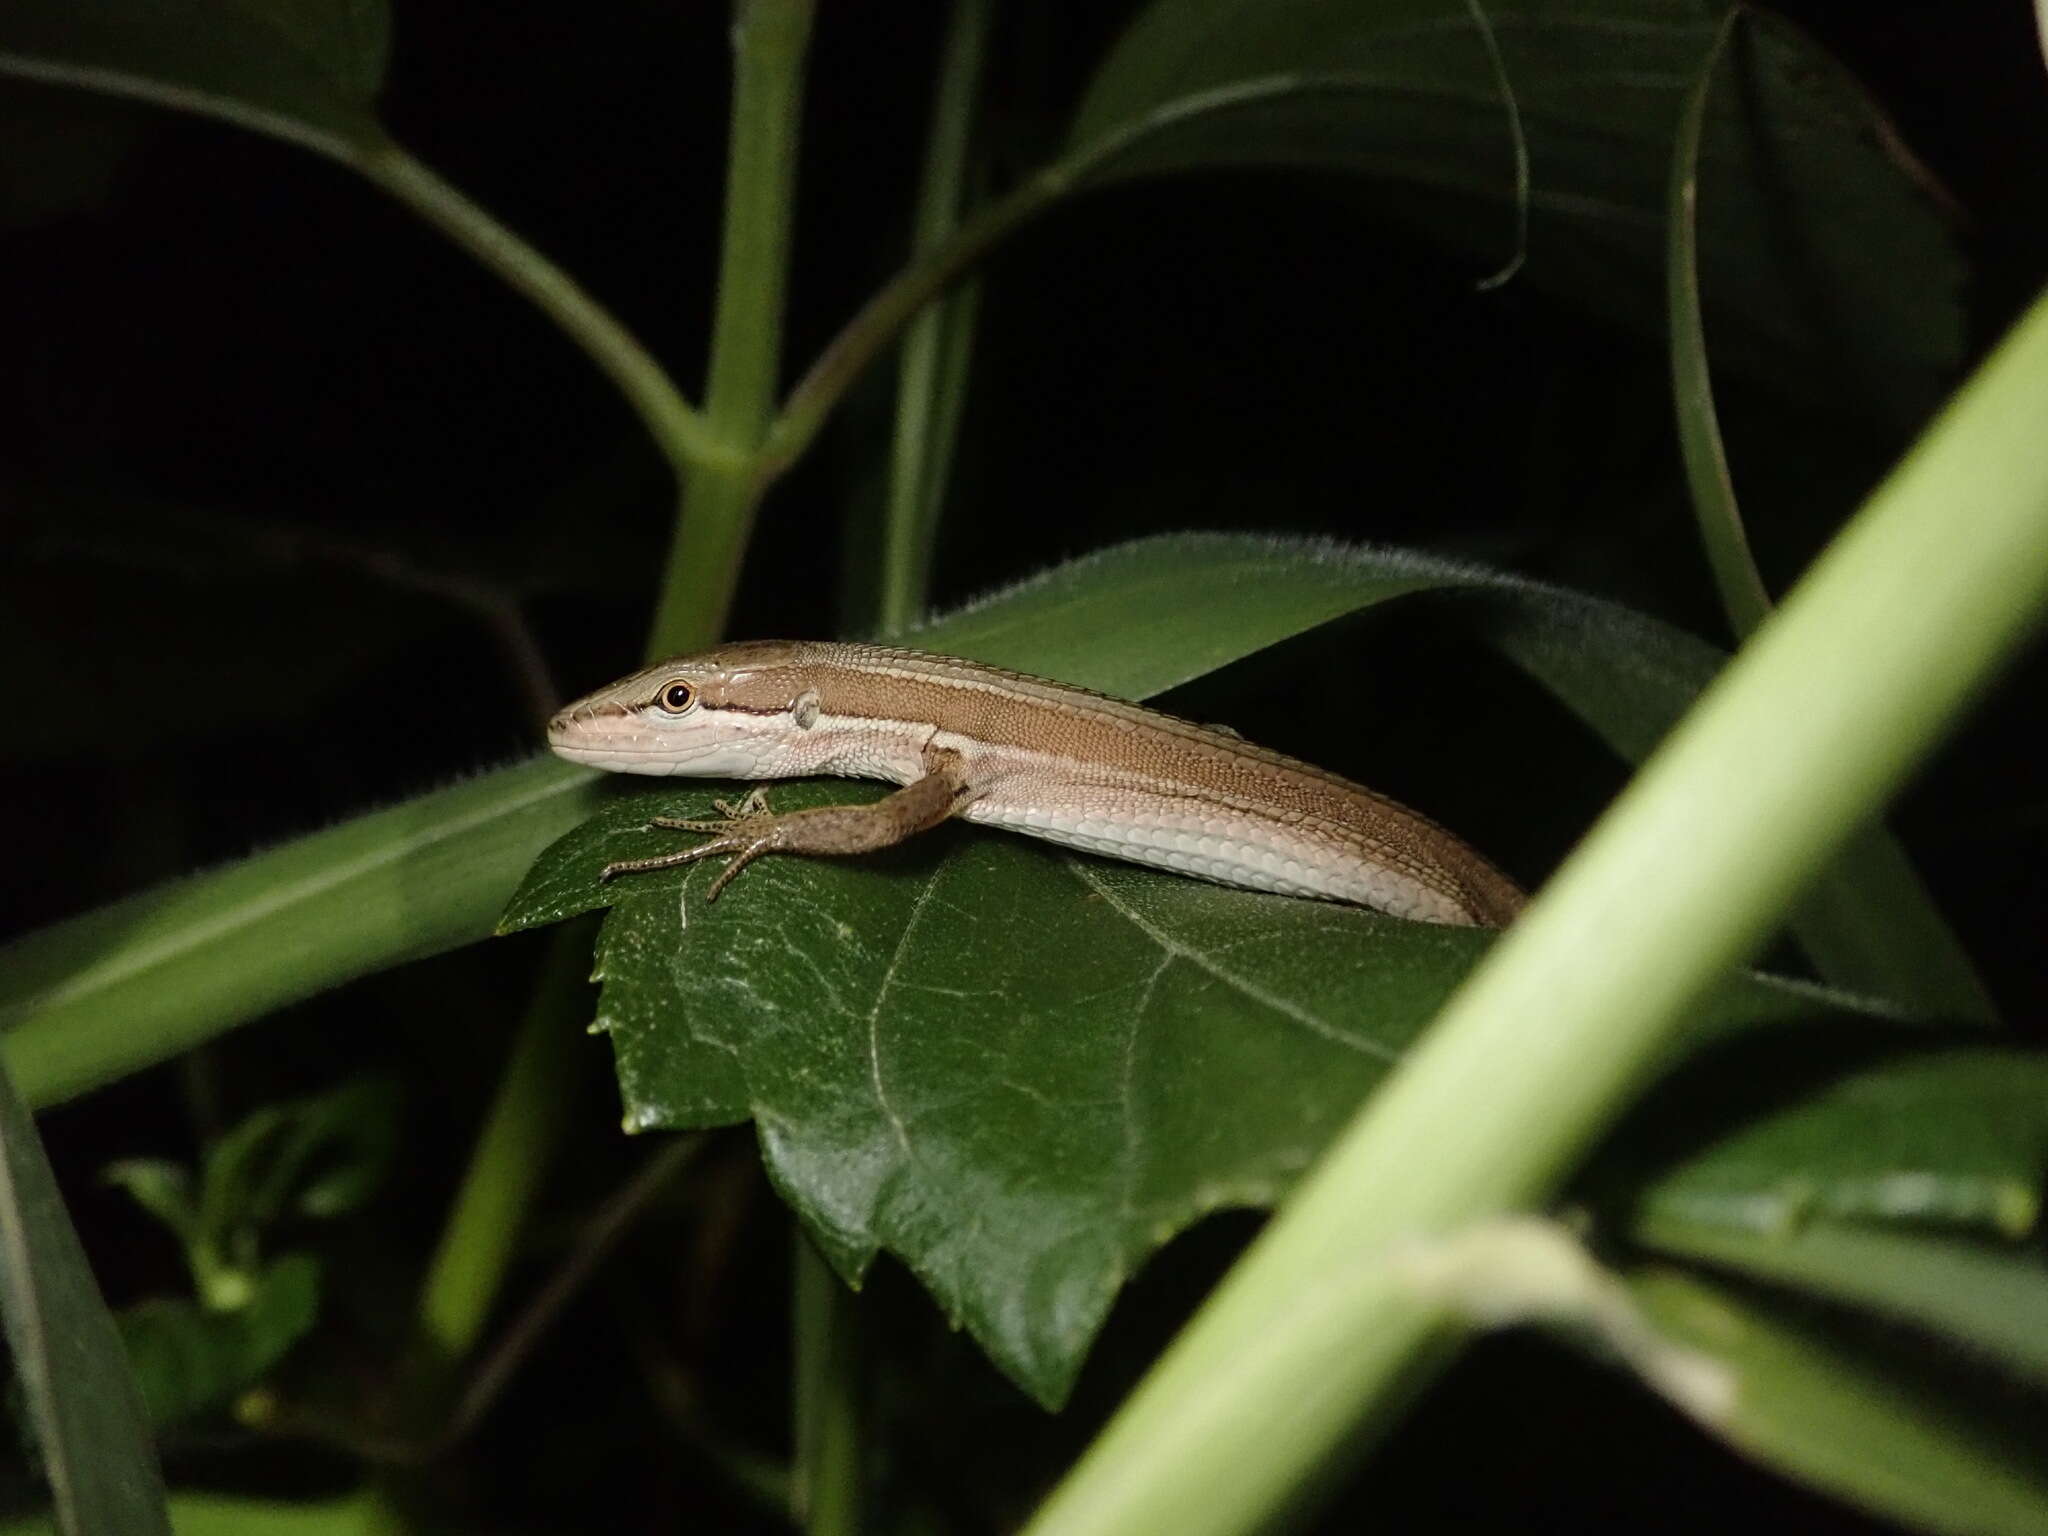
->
[600,825,782,899]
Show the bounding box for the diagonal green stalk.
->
[1025,287,2048,1536]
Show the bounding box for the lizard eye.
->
[655,680,697,714]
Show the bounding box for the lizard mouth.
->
[547,698,629,743]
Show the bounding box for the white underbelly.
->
[960,787,1468,924]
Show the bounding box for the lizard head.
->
[546,641,812,776]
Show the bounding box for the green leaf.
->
[0,532,1978,1112]
[1634,1216,2048,1388]
[0,1058,171,1535]
[1627,1266,2048,1536]
[100,1162,201,1252]
[118,1255,320,1430]
[1635,1047,2048,1239]
[0,538,1494,1114]
[0,1492,376,1536]
[560,812,1864,1407]
[766,0,1963,483]
[504,536,1925,1405]
[0,755,601,1109]
[101,1083,394,1314]
[1068,0,1962,421]
[1616,1037,2048,1386]
[0,0,390,157]
[205,1077,398,1236]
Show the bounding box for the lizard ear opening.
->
[792,689,821,731]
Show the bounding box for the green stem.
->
[1025,287,2048,1536]
[760,72,1423,493]
[369,930,589,1531]
[357,142,714,475]
[392,1,817,1491]
[646,0,817,655]
[402,929,586,1405]
[1667,8,1773,639]
[792,1239,863,1536]
[1666,10,1994,1021]
[880,0,993,632]
[1463,0,1528,292]
[441,1136,707,1447]
[760,170,1057,491]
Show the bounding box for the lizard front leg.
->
[600,749,974,901]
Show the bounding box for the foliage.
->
[0,1060,169,1535]
[97,1079,394,1428]
[0,1,2044,1534]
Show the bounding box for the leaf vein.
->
[866,876,947,1158]
[1071,867,1397,1063]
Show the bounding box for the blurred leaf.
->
[1635,1215,2048,1387]
[102,1082,394,1314]
[504,535,1933,1405]
[0,755,601,1109]
[1783,827,1998,1030]
[0,1058,171,1535]
[118,1255,320,1430]
[1627,1266,2048,1536]
[1068,0,1962,422]
[0,0,390,157]
[101,1161,201,1251]
[204,1077,397,1240]
[1637,1048,2048,1239]
[0,1493,374,1536]
[270,1079,399,1220]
